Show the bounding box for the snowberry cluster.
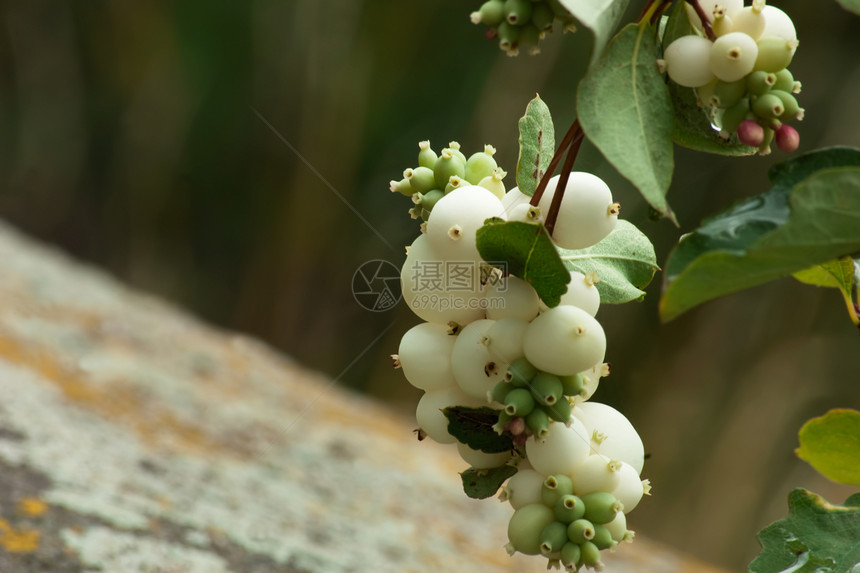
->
[660,0,802,154]
[390,141,505,223]
[470,0,577,56]
[502,399,649,570]
[390,143,650,571]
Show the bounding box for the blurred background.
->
[1,0,858,570]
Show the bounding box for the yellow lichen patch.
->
[17,498,48,517]
[0,519,39,553]
[0,335,253,460]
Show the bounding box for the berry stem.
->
[684,0,717,40]
[637,0,671,26]
[544,128,584,237]
[530,119,582,208]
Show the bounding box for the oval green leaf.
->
[557,220,660,303]
[476,219,571,307]
[443,406,514,454]
[577,23,676,221]
[660,147,860,322]
[796,409,860,487]
[460,465,518,500]
[516,95,555,198]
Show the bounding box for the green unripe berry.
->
[518,24,542,55]
[579,540,603,570]
[507,357,537,387]
[478,167,506,200]
[531,2,554,30]
[541,474,574,508]
[405,166,436,194]
[772,90,802,121]
[505,388,536,416]
[592,524,615,550]
[547,0,570,17]
[491,380,514,404]
[772,68,800,93]
[417,140,437,169]
[554,494,586,524]
[413,189,444,212]
[475,0,506,27]
[444,175,468,194]
[560,373,584,396]
[581,491,623,525]
[493,410,514,435]
[719,98,751,136]
[464,146,499,185]
[711,79,746,108]
[525,407,549,438]
[754,37,796,73]
[547,395,571,423]
[497,21,521,53]
[433,149,466,190]
[390,177,414,197]
[539,521,569,555]
[447,141,467,163]
[507,504,556,555]
[566,519,595,544]
[529,372,562,406]
[752,93,785,121]
[560,542,581,570]
[504,0,533,25]
[746,70,776,96]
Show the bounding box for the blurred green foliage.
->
[1,1,859,570]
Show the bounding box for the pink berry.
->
[775,124,800,153]
[737,120,765,147]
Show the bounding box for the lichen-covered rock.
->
[0,220,726,572]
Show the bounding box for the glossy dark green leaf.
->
[660,147,860,321]
[443,406,513,454]
[557,220,659,303]
[750,488,860,573]
[516,95,555,198]
[476,219,571,307]
[460,465,518,500]
[578,23,676,221]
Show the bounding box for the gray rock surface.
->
[0,221,725,572]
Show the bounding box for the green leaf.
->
[443,406,513,454]
[660,147,860,322]
[476,219,571,307]
[836,0,860,16]
[558,220,660,303]
[658,0,693,47]
[796,409,860,487]
[793,258,860,327]
[750,488,860,573]
[794,258,856,290]
[558,0,632,64]
[516,95,556,198]
[577,23,676,221]
[460,465,518,500]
